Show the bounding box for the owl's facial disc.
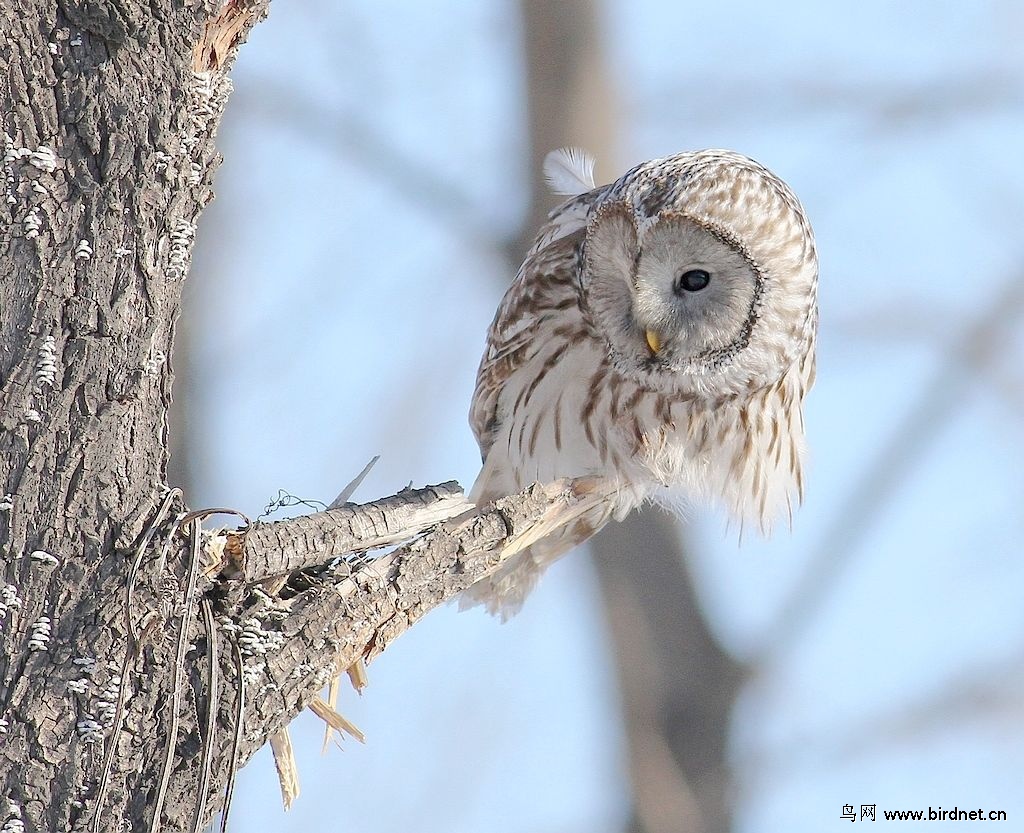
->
[632,213,760,370]
[583,203,763,380]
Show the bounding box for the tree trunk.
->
[2,3,234,827]
[1,0,245,829]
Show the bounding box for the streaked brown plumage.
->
[465,149,818,617]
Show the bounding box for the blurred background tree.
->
[174,1,1024,830]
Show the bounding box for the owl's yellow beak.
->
[645,329,662,355]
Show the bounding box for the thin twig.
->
[152,518,203,833]
[191,598,219,833]
[126,488,181,644]
[153,512,186,584]
[180,507,252,528]
[329,454,381,509]
[219,639,245,833]
[92,488,181,833]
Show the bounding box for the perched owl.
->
[464,148,818,617]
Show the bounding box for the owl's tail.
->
[457,516,601,620]
[461,468,634,619]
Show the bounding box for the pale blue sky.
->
[186,2,1024,830]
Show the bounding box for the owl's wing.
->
[470,189,607,459]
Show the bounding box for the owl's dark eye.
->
[676,269,711,293]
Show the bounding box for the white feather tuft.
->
[543,147,597,196]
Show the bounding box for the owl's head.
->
[581,151,817,397]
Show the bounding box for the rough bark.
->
[0,0,250,829]
[0,3,575,832]
[216,477,615,759]
[229,482,471,583]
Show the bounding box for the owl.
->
[464,148,818,617]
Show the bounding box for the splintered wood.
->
[230,477,612,811]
